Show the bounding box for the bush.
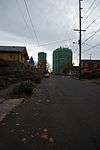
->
[34,77,41,83]
[13,81,34,96]
[0,79,6,89]
[92,72,100,79]
[32,75,42,84]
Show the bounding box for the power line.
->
[37,39,67,47]
[28,38,69,48]
[23,0,39,46]
[85,17,100,30]
[82,0,91,10]
[74,43,100,59]
[82,0,99,25]
[16,0,35,45]
[83,43,100,53]
[64,1,79,48]
[82,0,96,19]
[82,28,100,45]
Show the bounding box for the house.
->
[81,59,100,73]
[0,46,29,63]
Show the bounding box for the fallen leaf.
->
[35,102,39,105]
[15,113,19,115]
[21,138,26,143]
[49,137,54,143]
[38,100,42,103]
[36,132,40,136]
[46,99,50,102]
[16,123,20,126]
[2,122,6,126]
[34,113,38,116]
[10,129,15,133]
[21,129,24,132]
[31,134,34,138]
[41,134,48,140]
[43,128,48,132]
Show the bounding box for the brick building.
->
[81,59,100,73]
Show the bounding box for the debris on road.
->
[43,128,48,132]
[16,123,20,126]
[38,99,42,103]
[21,138,26,143]
[49,137,54,143]
[46,99,50,103]
[15,112,19,115]
[1,122,6,126]
[41,134,48,140]
[31,134,34,138]
[10,129,15,133]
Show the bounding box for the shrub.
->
[92,72,100,79]
[13,81,34,96]
[33,75,42,84]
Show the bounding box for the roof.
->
[81,59,100,63]
[0,46,26,52]
[53,47,72,53]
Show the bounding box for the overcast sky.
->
[0,0,100,67]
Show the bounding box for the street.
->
[0,76,99,150]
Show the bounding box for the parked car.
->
[44,73,50,78]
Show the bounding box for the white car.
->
[44,73,50,78]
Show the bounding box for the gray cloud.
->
[0,0,100,65]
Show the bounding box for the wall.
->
[0,52,26,63]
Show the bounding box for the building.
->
[71,66,79,76]
[53,47,72,74]
[38,52,47,73]
[81,59,100,73]
[0,46,29,63]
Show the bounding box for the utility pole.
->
[79,0,82,80]
[90,54,92,60]
[74,0,86,79]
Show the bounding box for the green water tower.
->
[38,52,47,73]
[53,47,72,74]
[38,52,47,63]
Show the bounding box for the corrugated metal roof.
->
[0,46,26,52]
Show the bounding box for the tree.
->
[63,62,73,75]
[29,57,35,66]
[46,62,51,73]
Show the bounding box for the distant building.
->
[0,46,29,63]
[53,47,73,74]
[81,59,100,73]
[38,52,47,73]
[71,66,79,75]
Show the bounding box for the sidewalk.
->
[0,83,20,98]
[0,83,25,122]
[0,98,25,122]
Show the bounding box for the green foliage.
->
[29,56,35,65]
[34,76,42,84]
[13,81,34,96]
[92,72,100,79]
[63,62,73,74]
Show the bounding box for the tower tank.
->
[38,52,47,73]
[53,47,72,74]
[38,52,47,63]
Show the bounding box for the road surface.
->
[0,76,99,150]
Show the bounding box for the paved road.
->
[0,76,99,150]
